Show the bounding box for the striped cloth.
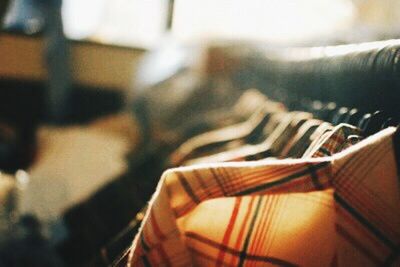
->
[184,112,313,165]
[128,127,400,266]
[169,102,285,166]
[280,120,332,158]
[303,123,361,158]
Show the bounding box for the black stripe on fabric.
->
[185,232,297,266]
[176,172,200,203]
[334,193,398,251]
[210,168,227,196]
[307,164,324,190]
[238,197,263,267]
[140,234,150,252]
[220,167,235,195]
[235,161,329,196]
[141,255,151,267]
[193,169,212,198]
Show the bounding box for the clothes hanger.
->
[267,112,313,156]
[173,89,271,143]
[184,111,313,165]
[346,108,363,126]
[364,110,388,136]
[169,101,280,165]
[309,100,324,119]
[239,111,312,159]
[244,106,276,144]
[280,119,324,158]
[381,117,398,129]
[331,107,349,125]
[357,113,372,134]
[319,102,338,122]
[359,111,387,136]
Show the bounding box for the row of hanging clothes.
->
[58,40,400,267]
[2,40,399,267]
[126,92,400,267]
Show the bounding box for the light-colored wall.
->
[0,33,146,90]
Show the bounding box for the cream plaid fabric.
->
[128,127,400,266]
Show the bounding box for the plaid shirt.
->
[303,124,361,158]
[128,127,400,266]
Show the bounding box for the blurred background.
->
[2,0,400,94]
[1,0,400,265]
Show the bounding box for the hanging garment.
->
[169,101,285,166]
[128,127,400,266]
[279,119,327,158]
[303,123,361,158]
[167,89,270,145]
[184,112,313,165]
[98,110,361,266]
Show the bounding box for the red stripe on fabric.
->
[175,162,330,218]
[186,232,298,266]
[174,164,303,217]
[249,196,272,267]
[219,167,236,195]
[216,197,242,267]
[264,195,282,254]
[230,196,255,266]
